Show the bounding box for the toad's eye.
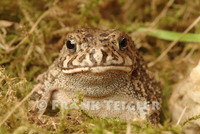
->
[66,40,76,50]
[65,40,76,53]
[119,37,127,50]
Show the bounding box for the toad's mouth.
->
[62,66,132,74]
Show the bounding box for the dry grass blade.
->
[21,40,34,76]
[150,0,175,28]
[0,20,14,28]
[0,85,39,127]
[176,106,187,126]
[5,10,50,53]
[148,16,200,67]
[126,121,131,134]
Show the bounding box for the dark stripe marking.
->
[89,49,97,65]
[111,52,118,61]
[99,38,109,42]
[101,49,108,64]
[86,34,93,37]
[30,91,42,101]
[99,33,109,37]
[79,54,86,63]
[67,55,78,68]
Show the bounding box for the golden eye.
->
[119,37,127,50]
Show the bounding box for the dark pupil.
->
[119,38,127,48]
[66,40,75,49]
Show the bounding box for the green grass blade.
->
[137,27,200,43]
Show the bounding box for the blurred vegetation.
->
[0,0,200,133]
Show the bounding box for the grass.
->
[0,0,200,133]
[137,27,200,43]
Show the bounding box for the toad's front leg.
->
[29,86,58,118]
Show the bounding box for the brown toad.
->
[29,28,162,124]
